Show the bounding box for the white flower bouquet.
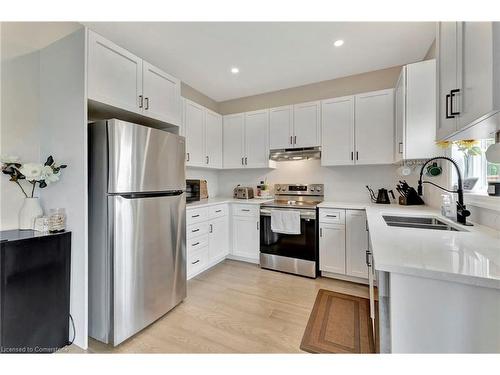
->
[1,155,67,197]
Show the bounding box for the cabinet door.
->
[245,109,269,168]
[355,89,394,165]
[205,110,223,168]
[436,22,459,140]
[87,30,143,114]
[293,101,321,148]
[269,105,293,149]
[459,22,493,130]
[345,210,369,279]
[184,100,205,167]
[223,113,245,169]
[394,67,406,163]
[321,96,355,166]
[231,216,259,261]
[406,60,440,159]
[142,61,181,126]
[319,223,346,274]
[209,216,229,262]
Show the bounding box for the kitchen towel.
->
[271,209,301,235]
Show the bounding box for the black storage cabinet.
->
[0,230,71,353]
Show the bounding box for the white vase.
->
[19,197,43,230]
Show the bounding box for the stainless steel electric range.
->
[259,184,324,278]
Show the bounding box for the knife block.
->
[398,188,425,205]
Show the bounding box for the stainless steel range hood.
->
[269,147,321,161]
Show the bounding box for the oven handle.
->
[260,208,316,220]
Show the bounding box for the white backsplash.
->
[468,206,500,231]
[186,167,220,197]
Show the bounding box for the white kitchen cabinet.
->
[87,30,181,127]
[345,210,369,279]
[321,96,355,166]
[269,105,293,149]
[436,22,496,140]
[184,99,206,167]
[223,113,245,168]
[87,30,143,114]
[231,215,260,263]
[205,110,223,168]
[208,215,229,262]
[142,61,181,125]
[244,109,270,168]
[355,89,394,165]
[394,60,440,162]
[293,101,321,148]
[319,223,346,274]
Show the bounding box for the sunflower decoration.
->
[454,140,482,156]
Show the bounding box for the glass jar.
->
[34,216,49,233]
[48,208,66,233]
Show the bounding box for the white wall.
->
[0,49,41,229]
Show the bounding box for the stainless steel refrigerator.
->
[88,119,186,346]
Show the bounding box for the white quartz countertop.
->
[186,197,274,209]
[319,201,500,289]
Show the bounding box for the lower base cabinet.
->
[230,205,260,263]
[319,208,369,282]
[208,215,229,262]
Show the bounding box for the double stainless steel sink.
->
[382,215,464,231]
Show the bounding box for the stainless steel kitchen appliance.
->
[233,185,255,199]
[259,184,324,278]
[88,119,186,346]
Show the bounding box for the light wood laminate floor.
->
[65,260,372,353]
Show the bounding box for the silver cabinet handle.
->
[290,136,293,145]
[206,156,209,164]
[257,221,259,230]
[326,214,337,218]
[144,97,149,110]
[215,209,222,213]
[187,153,190,162]
[241,157,244,165]
[320,228,323,237]
[241,209,250,212]
[138,95,143,108]
[245,157,248,165]
[191,214,200,218]
[192,242,200,247]
[294,135,297,144]
[191,260,200,265]
[356,151,359,160]
[209,224,213,233]
[191,228,200,233]
[399,142,403,154]
[365,250,371,267]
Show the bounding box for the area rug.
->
[300,289,377,353]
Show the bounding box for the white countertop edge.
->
[186,197,274,209]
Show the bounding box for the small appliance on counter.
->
[186,179,208,202]
[366,186,395,204]
[233,185,255,199]
[395,180,424,205]
[256,180,273,199]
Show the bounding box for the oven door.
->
[259,208,318,277]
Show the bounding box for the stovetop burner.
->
[260,184,324,210]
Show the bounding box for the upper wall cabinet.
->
[223,110,273,169]
[321,89,394,166]
[394,60,440,162]
[269,102,321,150]
[87,30,181,126]
[183,98,223,169]
[437,22,497,141]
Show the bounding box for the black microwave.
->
[186,179,201,203]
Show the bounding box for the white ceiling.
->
[84,22,435,102]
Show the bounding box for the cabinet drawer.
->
[187,246,208,277]
[319,209,345,224]
[187,222,209,239]
[187,236,209,252]
[186,207,209,225]
[232,204,259,217]
[209,204,228,219]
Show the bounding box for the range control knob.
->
[276,186,282,191]
[316,186,322,192]
[309,186,314,191]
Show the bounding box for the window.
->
[451,139,500,193]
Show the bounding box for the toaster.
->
[233,186,255,199]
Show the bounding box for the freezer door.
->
[107,119,185,193]
[110,193,186,346]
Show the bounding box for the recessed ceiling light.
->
[333,39,344,47]
[231,67,239,74]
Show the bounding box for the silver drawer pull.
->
[326,214,337,218]
[191,214,200,218]
[191,260,200,265]
[241,209,250,212]
[215,209,222,213]
[192,242,200,247]
[191,229,200,232]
